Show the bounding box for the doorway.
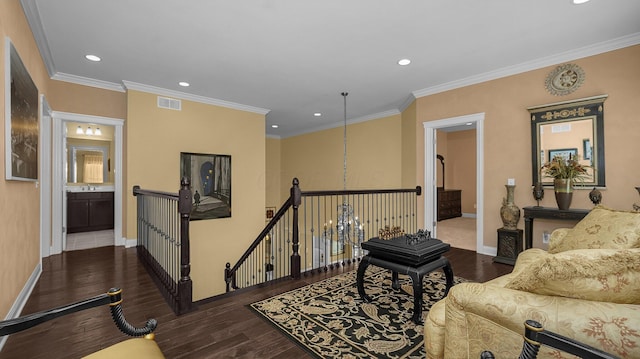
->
[50,112,124,255]
[423,113,489,255]
[435,126,477,251]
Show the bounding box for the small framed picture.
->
[265,207,276,221]
[548,148,578,161]
[583,138,592,160]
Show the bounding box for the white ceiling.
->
[20,0,640,138]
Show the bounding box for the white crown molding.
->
[413,32,640,99]
[20,0,55,77]
[123,81,270,115]
[52,72,126,92]
[278,109,401,139]
[398,93,417,113]
[351,109,401,124]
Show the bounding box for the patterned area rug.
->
[249,267,466,358]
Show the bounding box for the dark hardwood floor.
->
[1,246,512,359]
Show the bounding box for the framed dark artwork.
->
[180,152,231,221]
[5,38,39,181]
[548,148,578,162]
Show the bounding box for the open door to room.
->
[51,112,124,255]
[424,113,486,255]
[435,127,477,251]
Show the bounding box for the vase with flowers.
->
[541,155,590,210]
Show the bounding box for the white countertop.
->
[66,185,115,193]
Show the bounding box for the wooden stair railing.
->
[225,178,422,292]
[132,177,193,315]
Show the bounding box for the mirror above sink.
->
[528,95,607,188]
[65,122,115,188]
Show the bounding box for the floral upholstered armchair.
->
[424,205,640,358]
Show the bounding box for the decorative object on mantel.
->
[532,182,544,207]
[588,187,602,206]
[405,229,431,245]
[544,63,585,96]
[378,225,405,240]
[634,187,640,212]
[541,154,589,210]
[500,183,520,230]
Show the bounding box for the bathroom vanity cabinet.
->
[67,191,114,233]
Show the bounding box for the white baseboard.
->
[462,213,477,218]
[0,262,42,351]
[115,236,136,248]
[479,245,497,257]
[125,238,137,248]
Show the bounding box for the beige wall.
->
[401,102,417,188]
[266,137,282,209]
[414,45,640,250]
[47,81,127,120]
[445,130,477,214]
[0,0,129,319]
[0,0,44,320]
[280,114,403,196]
[126,90,266,299]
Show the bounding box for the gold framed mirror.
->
[528,95,607,187]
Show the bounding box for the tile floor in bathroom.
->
[66,229,114,251]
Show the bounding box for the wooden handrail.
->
[225,197,293,290]
[132,177,193,315]
[224,178,422,292]
[301,186,421,197]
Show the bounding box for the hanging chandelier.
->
[336,92,364,258]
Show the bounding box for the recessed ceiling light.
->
[178,82,190,87]
[85,54,101,62]
[398,59,411,66]
[573,0,590,4]
[314,113,322,117]
[466,122,473,126]
[271,124,279,128]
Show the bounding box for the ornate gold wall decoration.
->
[545,63,585,96]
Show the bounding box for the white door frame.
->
[423,113,491,255]
[51,112,124,254]
[40,95,52,258]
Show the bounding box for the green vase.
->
[554,179,573,210]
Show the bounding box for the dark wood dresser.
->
[437,188,462,221]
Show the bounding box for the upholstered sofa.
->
[424,205,640,358]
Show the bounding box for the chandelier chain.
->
[342,92,348,191]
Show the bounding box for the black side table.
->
[523,206,590,249]
[357,236,453,324]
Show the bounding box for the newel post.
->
[178,176,193,312]
[290,178,302,279]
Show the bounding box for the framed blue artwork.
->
[180,152,231,220]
